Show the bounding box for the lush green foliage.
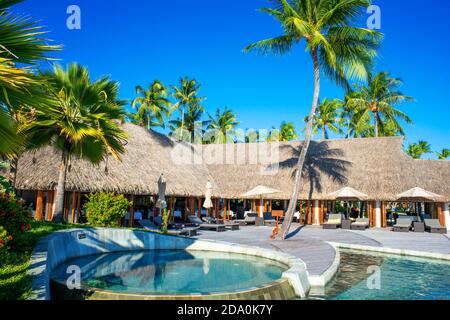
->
[0,221,86,300]
[206,107,239,143]
[268,121,298,142]
[436,149,450,160]
[131,80,171,129]
[0,0,60,156]
[347,72,413,137]
[162,209,169,234]
[405,141,432,159]
[84,193,131,227]
[0,193,32,246]
[307,99,343,139]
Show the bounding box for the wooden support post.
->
[48,191,54,221]
[299,201,303,224]
[63,192,69,222]
[69,191,75,224]
[153,195,158,220]
[320,200,325,225]
[76,193,81,223]
[228,199,231,220]
[36,191,43,221]
[306,200,311,225]
[169,197,174,222]
[184,197,188,221]
[251,200,256,212]
[129,195,135,227]
[198,198,202,218]
[437,203,444,227]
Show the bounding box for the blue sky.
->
[14,0,450,158]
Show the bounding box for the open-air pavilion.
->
[13,123,450,231]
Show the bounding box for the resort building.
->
[13,123,450,230]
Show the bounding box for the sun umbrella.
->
[203,181,213,211]
[396,187,444,202]
[328,187,369,201]
[241,185,281,217]
[156,174,167,210]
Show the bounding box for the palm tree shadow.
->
[278,141,351,199]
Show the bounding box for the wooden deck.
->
[196,224,450,278]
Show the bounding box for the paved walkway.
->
[196,224,450,278]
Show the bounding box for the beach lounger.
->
[263,212,277,226]
[351,218,369,231]
[188,215,226,232]
[424,219,447,234]
[393,217,412,232]
[323,214,343,229]
[202,217,240,230]
[236,213,258,226]
[139,220,199,237]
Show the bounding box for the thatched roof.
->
[15,123,450,202]
[15,124,216,197]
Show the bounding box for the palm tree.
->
[169,104,208,143]
[436,149,450,160]
[131,81,171,130]
[347,72,413,137]
[206,107,239,144]
[0,0,60,155]
[21,63,128,223]
[306,98,342,139]
[245,0,382,239]
[405,141,432,159]
[268,121,298,142]
[171,77,205,140]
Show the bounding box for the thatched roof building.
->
[15,123,450,202]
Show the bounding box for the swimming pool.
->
[314,250,450,300]
[50,250,293,299]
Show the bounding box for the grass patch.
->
[0,221,85,300]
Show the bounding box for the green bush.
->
[162,209,169,234]
[0,194,32,247]
[84,192,131,227]
[0,225,11,260]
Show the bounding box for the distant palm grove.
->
[0,0,449,223]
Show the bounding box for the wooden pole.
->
[198,198,202,218]
[438,203,444,226]
[76,193,81,223]
[36,191,43,221]
[228,199,231,220]
[299,201,303,224]
[129,194,135,227]
[48,190,54,222]
[169,197,174,222]
[70,192,76,224]
[63,192,69,222]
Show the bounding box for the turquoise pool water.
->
[317,251,450,300]
[51,250,287,295]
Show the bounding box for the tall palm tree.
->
[436,149,450,160]
[131,81,171,130]
[268,121,298,142]
[348,72,413,137]
[306,98,342,139]
[21,63,128,223]
[171,77,205,140]
[245,0,382,239]
[0,0,60,155]
[206,107,239,144]
[405,141,432,159]
[169,104,208,143]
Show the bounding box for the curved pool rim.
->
[28,228,311,300]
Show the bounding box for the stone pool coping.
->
[328,242,450,261]
[28,228,311,300]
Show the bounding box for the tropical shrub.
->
[0,194,32,244]
[84,193,130,227]
[0,225,11,260]
[162,209,169,234]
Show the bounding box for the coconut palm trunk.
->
[276,49,320,240]
[374,109,379,137]
[52,155,68,223]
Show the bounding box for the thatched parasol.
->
[156,174,167,210]
[328,187,369,201]
[203,181,213,210]
[242,185,281,217]
[396,187,445,202]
